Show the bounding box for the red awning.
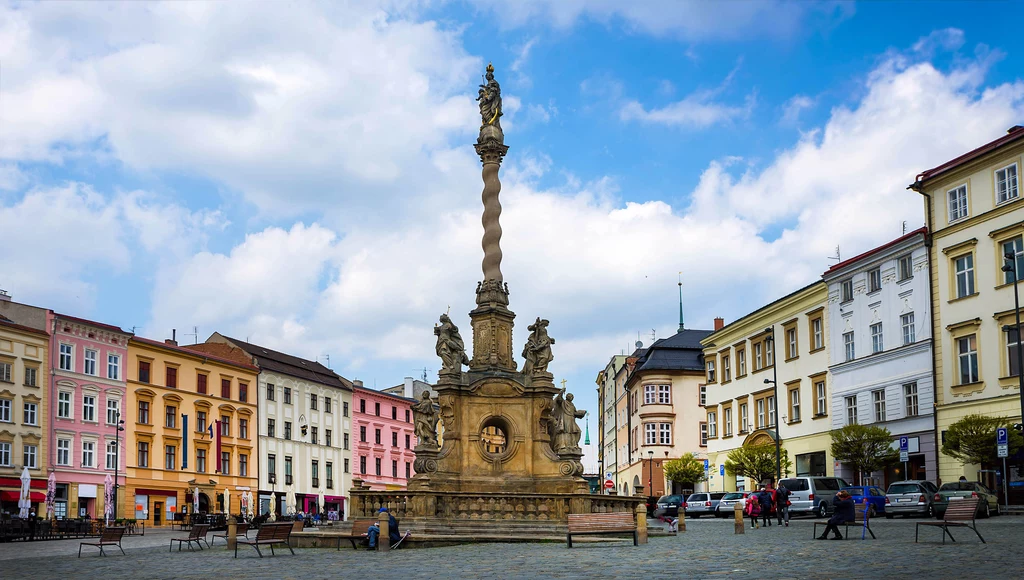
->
[0,491,46,502]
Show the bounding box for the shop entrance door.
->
[154,502,163,526]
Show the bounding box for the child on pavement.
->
[744,494,761,529]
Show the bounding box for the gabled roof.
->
[824,227,927,276]
[131,336,259,372]
[219,335,351,391]
[915,125,1024,184]
[353,384,417,404]
[629,328,713,378]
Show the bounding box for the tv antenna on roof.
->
[318,354,331,369]
[902,220,907,235]
[827,245,841,262]
[184,326,198,345]
[416,367,430,382]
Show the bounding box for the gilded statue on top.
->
[476,63,503,131]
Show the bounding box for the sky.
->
[3,0,1024,434]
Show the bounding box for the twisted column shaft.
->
[481,160,503,282]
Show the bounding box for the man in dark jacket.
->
[775,484,791,527]
[758,486,773,527]
[817,490,855,540]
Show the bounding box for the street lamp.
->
[113,410,125,520]
[647,450,655,514]
[764,327,782,485]
[1001,251,1024,424]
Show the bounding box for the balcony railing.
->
[312,477,320,488]
[285,475,293,485]
[326,479,334,489]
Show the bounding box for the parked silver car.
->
[714,492,749,518]
[684,492,726,518]
[778,477,850,517]
[884,480,939,518]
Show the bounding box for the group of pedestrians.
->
[743,483,791,529]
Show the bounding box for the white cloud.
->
[781,94,815,125]
[913,28,966,56]
[620,92,755,129]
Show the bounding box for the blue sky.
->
[2,1,1024,426]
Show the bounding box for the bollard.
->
[227,515,238,550]
[635,503,648,545]
[677,503,686,533]
[378,513,390,552]
[734,501,745,534]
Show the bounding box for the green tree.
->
[942,414,1024,466]
[724,443,792,485]
[830,424,900,484]
[663,455,708,488]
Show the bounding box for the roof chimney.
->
[165,328,178,346]
[404,377,414,399]
[0,289,10,302]
[353,379,364,388]
[714,317,725,331]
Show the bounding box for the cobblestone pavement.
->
[1,517,1019,579]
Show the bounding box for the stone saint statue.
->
[412,391,439,448]
[476,63,503,130]
[521,317,554,379]
[552,389,585,453]
[434,313,470,373]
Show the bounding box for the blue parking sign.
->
[998,428,1008,446]
[704,459,710,471]
[899,436,909,452]
[720,464,725,476]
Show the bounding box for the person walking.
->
[817,490,855,540]
[775,483,792,527]
[758,486,773,528]
[745,494,761,529]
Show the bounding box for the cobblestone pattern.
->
[1,517,1017,579]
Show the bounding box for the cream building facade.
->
[910,125,1024,488]
[595,354,625,492]
[702,282,833,492]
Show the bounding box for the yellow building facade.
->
[911,125,1024,486]
[0,317,49,514]
[701,282,833,492]
[124,336,259,526]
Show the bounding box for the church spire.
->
[678,272,685,333]
[584,413,591,446]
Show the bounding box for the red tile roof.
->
[182,342,255,367]
[915,125,1024,184]
[130,336,259,371]
[55,313,130,335]
[824,227,928,275]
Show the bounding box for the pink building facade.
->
[352,382,416,490]
[48,313,131,519]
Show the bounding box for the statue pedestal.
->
[470,280,516,372]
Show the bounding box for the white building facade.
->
[824,229,936,485]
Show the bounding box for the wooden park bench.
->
[212,522,250,545]
[916,498,986,544]
[234,522,295,558]
[78,526,126,558]
[812,503,875,540]
[170,523,210,552]
[566,513,638,548]
[336,519,376,550]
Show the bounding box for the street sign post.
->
[704,459,710,471]
[998,427,1009,511]
[604,479,614,490]
[900,437,909,469]
[720,464,725,477]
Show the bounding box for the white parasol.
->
[224,487,231,515]
[18,466,31,518]
[45,472,56,520]
[103,473,113,524]
[193,485,200,513]
[245,491,255,519]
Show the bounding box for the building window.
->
[266,383,275,401]
[375,402,381,416]
[267,418,275,438]
[904,383,919,417]
[164,366,177,389]
[375,457,382,476]
[0,363,11,383]
[197,373,207,394]
[658,384,671,404]
[644,423,656,445]
[84,349,97,376]
[768,396,776,427]
[196,411,206,432]
[239,382,248,403]
[82,441,95,468]
[359,399,365,414]
[699,423,708,447]
[722,355,732,381]
[106,399,119,425]
[707,412,717,438]
[311,393,318,410]
[311,426,318,445]
[899,254,914,281]
[359,426,366,442]
[24,402,37,425]
[948,184,969,222]
[754,343,763,370]
[137,442,149,468]
[868,268,881,293]
[406,408,411,422]
[954,253,975,298]
[392,460,398,479]
[24,367,37,387]
[699,385,706,407]
[375,428,381,445]
[0,442,9,466]
[138,400,150,424]
[221,451,230,475]
[756,399,765,429]
[1002,236,1024,285]
[325,397,332,413]
[740,403,749,432]
[24,445,37,469]
[706,360,716,383]
[345,458,350,473]
[285,456,293,484]
[844,332,855,362]
[106,441,117,470]
[723,407,732,437]
[344,432,350,450]
[815,381,827,416]
[0,399,9,422]
[240,454,248,477]
[872,389,886,422]
[326,462,333,488]
[901,313,916,345]
[871,323,883,354]
[958,334,979,384]
[812,317,824,351]
[841,279,854,303]
[284,421,292,440]
[221,415,230,437]
[197,449,207,473]
[82,395,96,422]
[325,429,332,447]
[359,456,366,475]
[107,354,120,380]
[405,433,411,449]
[240,418,248,439]
[165,445,176,470]
[138,360,150,383]
[284,387,292,404]
[766,339,774,366]
[391,431,398,448]
[268,454,276,479]
[659,422,671,444]
[737,348,747,376]
[405,462,411,479]
[790,388,801,422]
[644,384,656,405]
[392,406,397,420]
[57,391,71,419]
[996,162,1019,204]
[343,401,349,417]
[57,438,70,466]
[845,396,857,425]
[221,378,231,399]
[59,344,73,371]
